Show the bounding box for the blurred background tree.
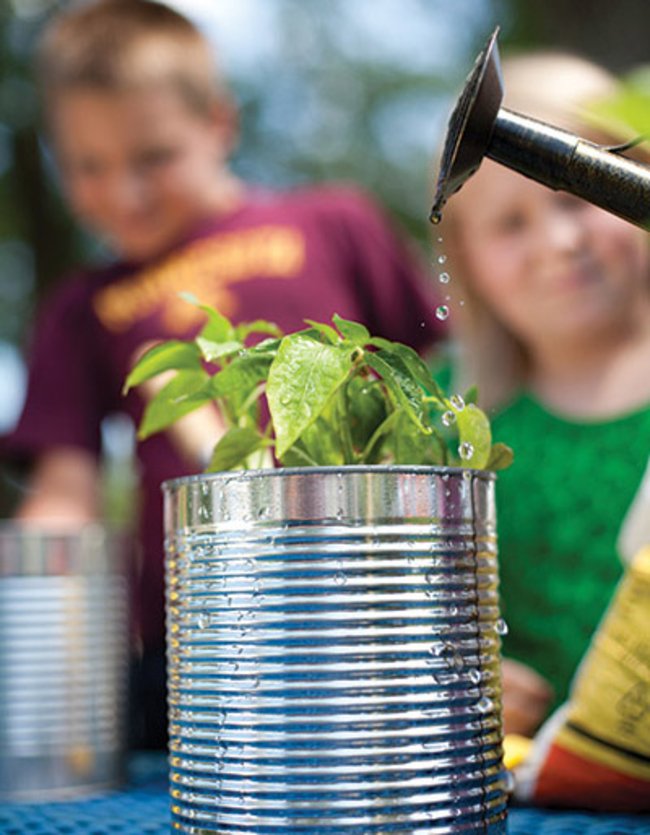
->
[1,0,648,514]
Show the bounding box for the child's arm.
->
[502,657,555,737]
[16,447,101,528]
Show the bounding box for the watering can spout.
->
[431,28,650,231]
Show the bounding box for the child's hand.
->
[502,657,554,737]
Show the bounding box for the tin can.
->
[0,524,130,801]
[164,466,507,833]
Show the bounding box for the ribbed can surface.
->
[0,524,129,801]
[164,466,507,834]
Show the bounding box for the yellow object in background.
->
[503,734,533,770]
[514,545,650,811]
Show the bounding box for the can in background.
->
[0,523,130,801]
[164,466,507,834]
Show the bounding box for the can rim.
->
[163,464,496,492]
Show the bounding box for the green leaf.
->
[267,333,354,458]
[359,409,401,464]
[368,339,445,400]
[365,350,429,433]
[332,314,370,344]
[346,375,389,454]
[386,341,444,398]
[234,320,283,342]
[303,320,340,344]
[244,337,282,357]
[454,402,492,469]
[278,442,320,468]
[281,410,346,467]
[486,442,514,471]
[195,338,243,363]
[138,370,212,439]
[123,340,201,393]
[209,355,274,400]
[197,305,234,343]
[206,426,269,472]
[390,410,446,465]
[463,384,479,406]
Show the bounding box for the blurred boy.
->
[4,0,442,746]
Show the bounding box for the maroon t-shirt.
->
[5,185,443,651]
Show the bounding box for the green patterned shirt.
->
[490,394,650,705]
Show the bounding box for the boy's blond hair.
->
[37,0,229,119]
[440,51,649,411]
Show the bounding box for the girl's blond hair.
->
[440,51,645,411]
[37,0,229,121]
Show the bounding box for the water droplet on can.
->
[477,695,494,714]
[495,618,509,636]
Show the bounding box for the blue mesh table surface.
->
[1,754,649,835]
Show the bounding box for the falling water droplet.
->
[436,305,449,321]
[430,211,442,225]
[437,254,447,265]
[438,271,451,284]
[442,410,456,427]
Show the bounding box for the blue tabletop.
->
[1,755,649,835]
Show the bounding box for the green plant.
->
[124,297,513,472]
[585,66,650,140]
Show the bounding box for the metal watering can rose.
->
[431,29,650,231]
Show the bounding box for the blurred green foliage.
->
[587,68,650,138]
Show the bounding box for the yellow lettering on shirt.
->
[92,225,306,334]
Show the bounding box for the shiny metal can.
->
[0,524,130,801]
[164,466,507,833]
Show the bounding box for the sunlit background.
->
[1,0,649,511]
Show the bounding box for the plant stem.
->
[338,383,355,463]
